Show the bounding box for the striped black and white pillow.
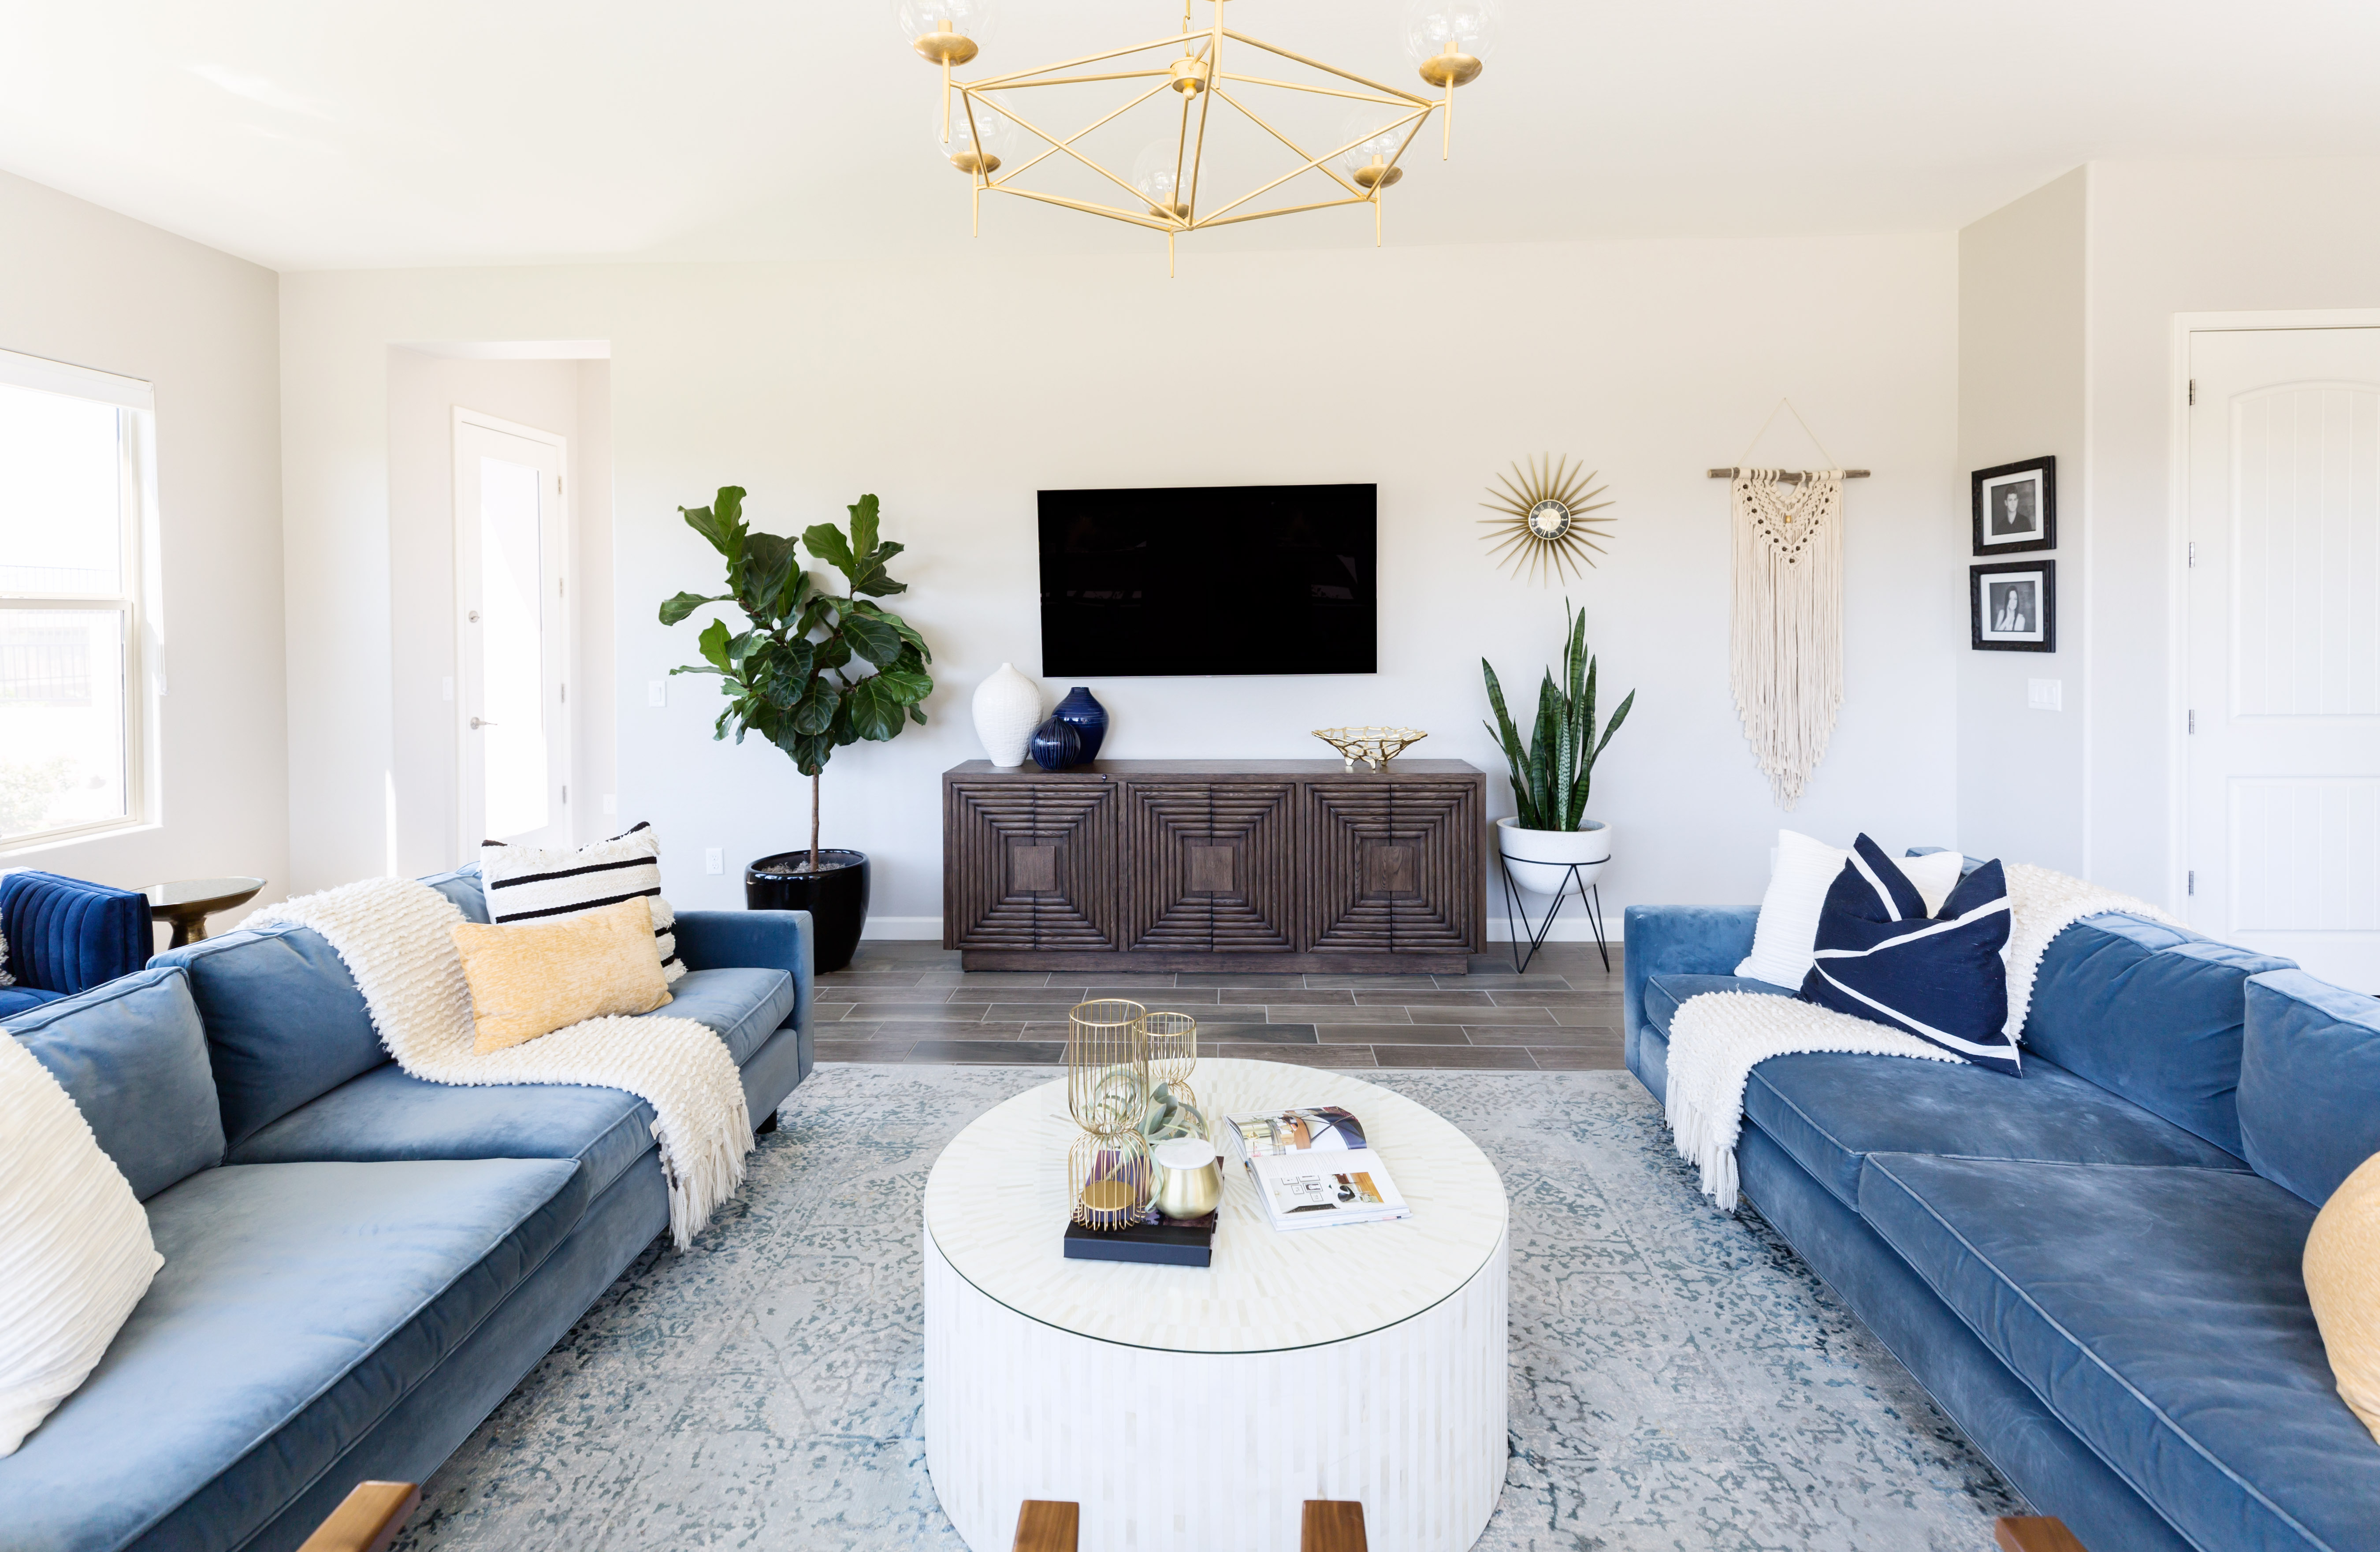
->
[1801,834,2017,1074]
[480,822,684,982]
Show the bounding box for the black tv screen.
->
[1038,483,1377,676]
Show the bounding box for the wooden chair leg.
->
[298,1481,420,1552]
[1302,1500,1368,1552]
[1995,1515,2088,1552]
[1013,1499,1079,1552]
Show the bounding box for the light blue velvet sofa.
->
[1625,898,2380,1552]
[0,865,813,1552]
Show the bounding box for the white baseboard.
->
[867,916,1611,948]
[860,916,946,940]
[1487,917,1613,944]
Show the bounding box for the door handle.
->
[470,717,498,729]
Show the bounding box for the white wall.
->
[0,168,287,899]
[383,351,613,875]
[280,234,1962,925]
[2082,158,2380,903]
[1957,169,2087,875]
[1957,157,2380,906]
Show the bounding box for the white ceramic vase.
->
[971,662,1042,768]
[1495,817,1611,897]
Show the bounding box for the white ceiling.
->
[3,0,2377,272]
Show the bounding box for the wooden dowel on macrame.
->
[1708,468,1870,482]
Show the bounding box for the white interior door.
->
[2187,328,2380,991]
[455,410,571,854]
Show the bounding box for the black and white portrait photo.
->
[1971,455,2056,555]
[1972,560,2056,652]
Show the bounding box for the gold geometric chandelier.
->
[895,0,1499,273]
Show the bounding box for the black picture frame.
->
[1971,455,2056,556]
[1971,560,2056,652]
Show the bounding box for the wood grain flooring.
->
[811,942,1625,1070]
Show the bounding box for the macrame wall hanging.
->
[1707,401,1868,809]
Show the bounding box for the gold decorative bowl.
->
[1312,726,1427,772]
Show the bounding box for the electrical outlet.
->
[704,848,724,875]
[648,680,667,707]
[602,793,617,815]
[2027,677,2063,711]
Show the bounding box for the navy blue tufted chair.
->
[0,870,154,1018]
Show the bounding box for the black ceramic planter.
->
[745,849,871,973]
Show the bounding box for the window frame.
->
[0,347,158,852]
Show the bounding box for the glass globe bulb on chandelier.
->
[894,0,998,142]
[1404,0,1498,158]
[901,0,1493,272]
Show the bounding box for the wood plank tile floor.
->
[811,942,1625,1070]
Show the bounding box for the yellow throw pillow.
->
[453,897,673,1054]
[2306,1148,2380,1446]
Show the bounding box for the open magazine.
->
[1224,1106,1411,1232]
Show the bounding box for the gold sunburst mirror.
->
[1480,456,1615,584]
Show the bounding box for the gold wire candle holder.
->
[1067,999,1156,1228]
[1143,1010,1201,1116]
[1069,1130,1155,1232]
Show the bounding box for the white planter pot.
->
[971,662,1042,768]
[1495,817,1611,897]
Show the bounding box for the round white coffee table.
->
[922,1058,1509,1552]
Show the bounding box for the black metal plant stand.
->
[1497,856,1610,975]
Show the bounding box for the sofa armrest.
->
[1621,905,1759,1047]
[673,909,814,1039]
[0,870,154,994]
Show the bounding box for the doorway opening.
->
[455,409,570,851]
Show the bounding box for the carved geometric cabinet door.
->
[1301,781,1482,954]
[1119,782,1297,955]
[944,782,1120,951]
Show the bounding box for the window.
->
[0,349,155,847]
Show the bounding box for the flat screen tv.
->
[1038,482,1376,676]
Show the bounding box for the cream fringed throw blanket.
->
[1666,863,2169,1210]
[1730,469,1844,810]
[246,878,751,1248]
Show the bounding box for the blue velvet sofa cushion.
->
[224,966,792,1199]
[0,1157,581,1552]
[1745,1050,2249,1213]
[2,967,224,1200]
[0,870,153,996]
[230,1065,658,1205]
[2024,913,2294,1156]
[0,983,64,1016]
[417,863,491,923]
[662,966,796,1064]
[1642,972,1794,1038]
[1860,1154,2380,1552]
[155,924,389,1150]
[2238,969,2380,1208]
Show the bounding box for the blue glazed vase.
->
[1029,715,1084,771]
[1053,686,1109,763]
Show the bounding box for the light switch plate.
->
[602,793,617,815]
[2027,677,2063,711]
[704,848,724,875]
[648,680,667,707]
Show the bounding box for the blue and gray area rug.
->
[394,1066,2021,1552]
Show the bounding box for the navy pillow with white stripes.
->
[1799,834,2018,1075]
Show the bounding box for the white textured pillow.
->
[1735,831,1964,989]
[481,821,684,983]
[0,1032,162,1456]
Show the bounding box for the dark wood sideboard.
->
[942,759,1488,973]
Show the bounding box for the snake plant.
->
[1482,602,1634,832]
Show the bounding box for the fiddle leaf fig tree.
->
[660,487,932,872]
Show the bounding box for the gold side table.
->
[145,876,266,949]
